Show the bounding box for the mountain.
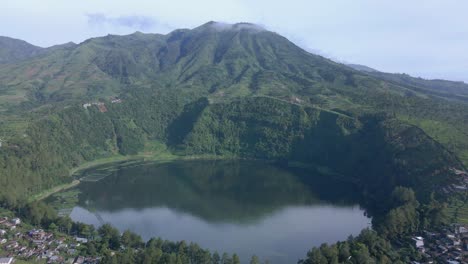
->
[0,36,45,64]
[0,22,466,204]
[349,63,468,102]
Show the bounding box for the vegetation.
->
[0,21,467,263]
[299,187,453,263]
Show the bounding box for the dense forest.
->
[0,90,462,206]
[0,21,467,263]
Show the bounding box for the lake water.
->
[57,160,370,263]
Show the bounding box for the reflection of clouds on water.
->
[70,205,369,264]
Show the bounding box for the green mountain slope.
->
[0,22,466,205]
[1,22,467,166]
[0,36,45,64]
[348,63,468,102]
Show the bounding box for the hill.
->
[0,36,45,64]
[349,63,468,102]
[0,22,466,205]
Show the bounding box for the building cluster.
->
[82,98,122,113]
[110,98,122,104]
[444,169,468,193]
[412,224,468,263]
[82,102,107,113]
[0,216,99,264]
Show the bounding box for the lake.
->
[52,160,370,263]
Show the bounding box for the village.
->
[0,216,98,264]
[408,169,468,264]
[409,223,468,264]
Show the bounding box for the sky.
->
[1,0,467,82]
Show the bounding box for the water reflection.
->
[64,160,370,263]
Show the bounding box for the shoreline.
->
[33,148,341,203]
[33,151,240,201]
[30,179,81,202]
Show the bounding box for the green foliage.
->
[300,229,404,264]
[1,22,467,169]
[0,36,45,64]
[23,201,58,227]
[181,97,461,199]
[98,224,121,250]
[0,22,465,264]
[375,187,420,239]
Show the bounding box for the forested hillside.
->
[0,90,463,206]
[0,21,466,207]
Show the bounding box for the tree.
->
[48,222,58,234]
[87,242,97,255]
[250,255,260,264]
[57,217,72,234]
[351,243,373,264]
[121,230,143,249]
[98,224,121,250]
[221,253,232,264]
[320,243,339,264]
[232,254,240,264]
[212,252,221,264]
[308,247,328,264]
[391,187,419,208]
[338,242,350,262]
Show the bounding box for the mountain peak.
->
[0,36,44,64]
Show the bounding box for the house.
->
[456,225,468,234]
[0,239,6,244]
[412,236,424,248]
[463,238,468,250]
[0,229,6,236]
[73,256,85,264]
[83,103,92,109]
[48,255,63,263]
[10,218,20,225]
[0,257,13,264]
[75,237,88,243]
[437,245,448,253]
[96,102,107,112]
[5,241,18,249]
[29,229,46,240]
[29,229,53,244]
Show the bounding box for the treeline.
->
[14,201,259,264]
[0,87,191,206]
[181,97,461,200]
[299,186,449,264]
[0,94,461,208]
[19,186,449,264]
[0,92,460,263]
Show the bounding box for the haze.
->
[2,0,467,82]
